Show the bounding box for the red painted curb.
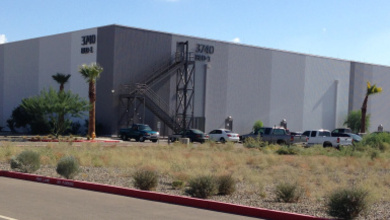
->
[28,139,120,143]
[0,171,330,220]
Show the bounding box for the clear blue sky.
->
[1,0,390,66]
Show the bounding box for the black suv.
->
[170,129,209,143]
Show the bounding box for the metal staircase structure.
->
[119,83,181,132]
[119,41,195,133]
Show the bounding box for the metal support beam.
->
[175,41,195,131]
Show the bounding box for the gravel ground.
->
[0,136,389,219]
[1,162,389,220]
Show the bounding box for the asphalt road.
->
[0,177,259,220]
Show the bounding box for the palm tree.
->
[52,73,71,135]
[361,81,382,133]
[79,63,103,139]
[52,73,71,92]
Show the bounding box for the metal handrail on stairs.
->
[129,83,175,118]
[141,52,184,85]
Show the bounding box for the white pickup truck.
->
[302,129,353,148]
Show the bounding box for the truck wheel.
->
[323,142,332,148]
[139,136,145,142]
[277,140,286,145]
[152,139,157,143]
[121,135,127,141]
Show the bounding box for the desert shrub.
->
[274,182,303,203]
[276,146,300,155]
[360,132,390,151]
[370,150,380,160]
[56,156,80,179]
[10,150,40,173]
[217,174,236,195]
[326,188,369,220]
[186,175,217,198]
[243,137,265,148]
[172,180,185,190]
[343,110,370,134]
[379,142,390,152]
[133,169,158,190]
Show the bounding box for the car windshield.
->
[191,129,204,134]
[224,130,232,133]
[319,131,330,137]
[351,134,362,141]
[139,125,152,131]
[257,128,272,135]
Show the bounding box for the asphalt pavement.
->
[0,177,260,220]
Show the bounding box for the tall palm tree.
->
[52,73,71,92]
[361,81,382,133]
[79,63,103,139]
[52,73,71,135]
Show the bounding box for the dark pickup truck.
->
[119,124,159,142]
[240,127,292,145]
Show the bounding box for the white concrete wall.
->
[351,63,390,132]
[303,57,350,131]
[370,65,390,132]
[70,28,98,100]
[38,34,71,91]
[2,39,40,130]
[0,46,4,127]
[2,25,390,135]
[269,51,305,131]
[169,35,353,134]
[225,45,272,134]
[0,28,97,130]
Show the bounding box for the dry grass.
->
[1,141,390,204]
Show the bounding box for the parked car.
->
[333,133,362,144]
[169,129,209,143]
[331,128,352,135]
[240,127,291,145]
[290,131,307,145]
[303,129,352,148]
[208,129,239,143]
[119,123,159,142]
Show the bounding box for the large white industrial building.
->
[1,24,389,136]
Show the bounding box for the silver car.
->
[208,129,240,143]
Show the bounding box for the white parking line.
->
[0,215,18,220]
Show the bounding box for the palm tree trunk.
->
[59,85,64,136]
[89,81,96,138]
[361,95,368,133]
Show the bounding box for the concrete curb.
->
[0,170,330,220]
[28,139,121,143]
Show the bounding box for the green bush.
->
[133,169,158,190]
[326,188,369,220]
[274,182,303,203]
[186,175,217,198]
[276,146,300,155]
[217,174,236,195]
[243,137,265,148]
[343,110,370,134]
[360,132,390,152]
[10,150,40,173]
[56,156,80,179]
[172,180,185,190]
[252,120,264,132]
